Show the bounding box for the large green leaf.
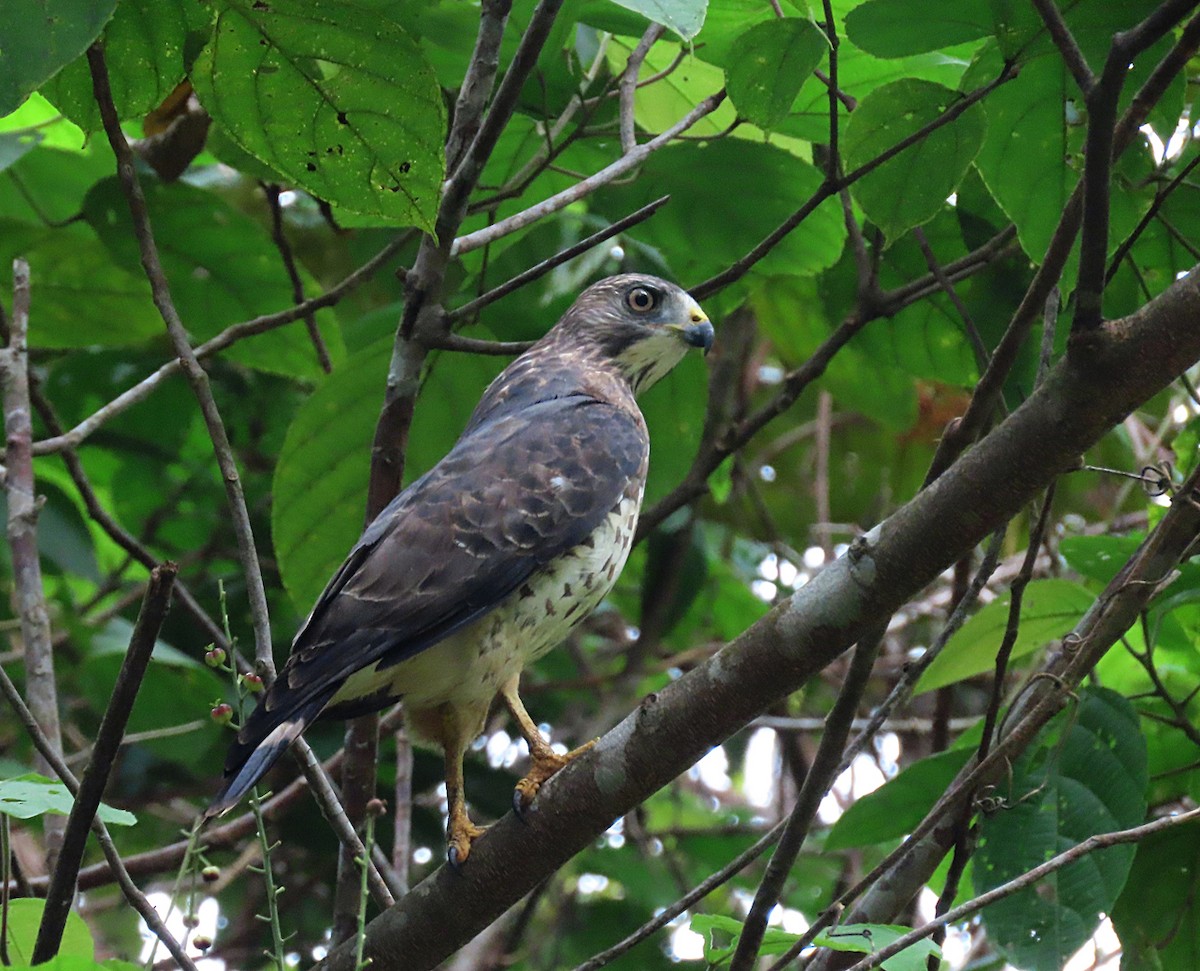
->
[79,618,224,771]
[1111,819,1200,969]
[41,0,188,131]
[826,747,972,850]
[1,898,96,966]
[845,0,1031,59]
[191,0,444,228]
[0,773,136,825]
[82,176,344,377]
[598,139,846,290]
[916,578,1096,693]
[843,79,985,240]
[0,0,117,115]
[0,218,162,347]
[975,687,1148,971]
[725,19,826,131]
[609,0,707,40]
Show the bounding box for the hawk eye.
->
[626,286,658,313]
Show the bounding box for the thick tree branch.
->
[315,267,1200,971]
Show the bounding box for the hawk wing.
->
[209,393,646,812]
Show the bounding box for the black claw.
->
[447,845,465,872]
[513,789,529,820]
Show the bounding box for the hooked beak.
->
[681,318,715,354]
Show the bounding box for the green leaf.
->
[691,914,940,970]
[598,139,846,290]
[916,579,1096,693]
[609,0,707,41]
[826,747,972,850]
[0,0,117,115]
[41,0,188,131]
[0,773,136,825]
[1111,819,1200,970]
[0,219,162,347]
[1059,534,1144,586]
[82,176,345,377]
[0,131,39,173]
[726,19,826,131]
[191,0,445,228]
[80,618,223,770]
[843,78,986,239]
[975,687,1148,971]
[1,898,96,966]
[845,0,1012,58]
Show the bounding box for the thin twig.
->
[1030,0,1095,93]
[619,24,665,154]
[33,565,177,964]
[263,183,332,373]
[448,195,671,321]
[730,629,884,970]
[452,90,727,256]
[691,62,1018,300]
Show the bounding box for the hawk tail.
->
[204,687,334,819]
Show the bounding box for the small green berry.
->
[210,703,234,726]
[204,647,226,668]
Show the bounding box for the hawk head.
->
[554,274,714,395]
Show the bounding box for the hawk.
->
[208,274,713,864]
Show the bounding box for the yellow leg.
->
[439,707,485,868]
[502,677,596,812]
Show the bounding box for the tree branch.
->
[2,258,65,868]
[32,565,177,964]
[87,44,274,670]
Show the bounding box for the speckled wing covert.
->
[209,392,646,813]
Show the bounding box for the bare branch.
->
[33,565,177,964]
[2,258,65,868]
[263,183,332,373]
[620,24,665,154]
[88,44,271,670]
[1030,0,1095,92]
[452,91,727,256]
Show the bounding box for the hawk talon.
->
[513,738,599,814]
[446,812,486,870]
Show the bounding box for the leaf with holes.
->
[191,0,444,229]
[974,687,1148,971]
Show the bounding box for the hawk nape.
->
[208,274,713,865]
